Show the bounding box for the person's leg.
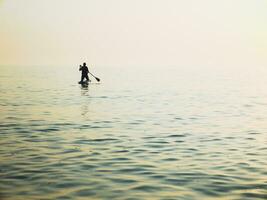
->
[85,74,90,82]
[81,74,85,82]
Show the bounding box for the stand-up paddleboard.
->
[78,80,89,85]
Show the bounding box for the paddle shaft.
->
[89,71,96,78]
[89,71,100,82]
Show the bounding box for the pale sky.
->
[0,0,267,67]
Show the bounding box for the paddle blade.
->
[95,77,100,82]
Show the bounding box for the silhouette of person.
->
[79,62,90,83]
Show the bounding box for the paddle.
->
[89,71,100,82]
[89,64,100,82]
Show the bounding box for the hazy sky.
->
[0,0,266,67]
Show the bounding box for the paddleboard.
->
[78,81,89,85]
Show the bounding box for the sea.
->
[0,65,267,200]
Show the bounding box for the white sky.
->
[0,0,267,67]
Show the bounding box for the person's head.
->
[83,62,86,66]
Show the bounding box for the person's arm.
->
[79,65,82,71]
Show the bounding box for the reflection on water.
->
[0,65,267,200]
[80,86,90,117]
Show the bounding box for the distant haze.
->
[0,0,266,68]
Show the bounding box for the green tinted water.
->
[0,65,267,200]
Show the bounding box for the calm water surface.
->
[0,65,267,200]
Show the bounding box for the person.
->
[79,62,90,83]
